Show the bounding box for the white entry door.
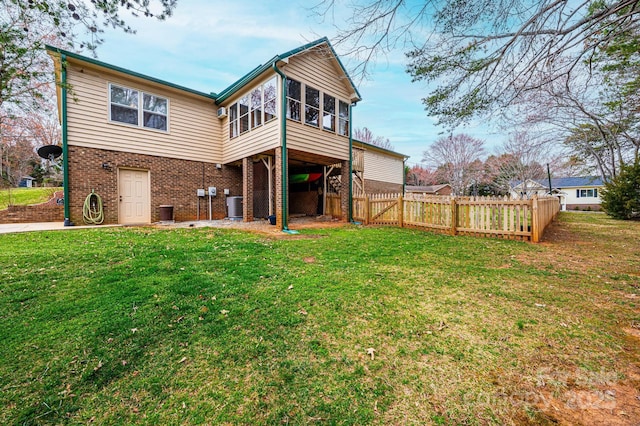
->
[119,169,150,224]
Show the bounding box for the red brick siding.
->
[364,179,403,194]
[67,146,242,224]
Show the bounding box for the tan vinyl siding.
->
[281,48,352,161]
[284,49,353,99]
[223,121,279,164]
[364,150,404,184]
[286,121,349,161]
[221,72,280,164]
[66,62,221,163]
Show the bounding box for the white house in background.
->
[511,176,605,211]
[551,176,604,211]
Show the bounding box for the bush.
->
[601,162,640,220]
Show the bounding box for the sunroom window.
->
[305,86,320,127]
[286,79,301,121]
[250,88,262,129]
[338,100,349,136]
[239,95,250,135]
[264,78,277,123]
[323,94,336,131]
[229,102,239,138]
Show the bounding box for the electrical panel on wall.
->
[208,187,217,196]
[197,189,205,197]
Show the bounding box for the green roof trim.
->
[215,37,362,104]
[45,45,217,99]
[353,139,409,160]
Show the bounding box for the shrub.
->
[601,162,640,220]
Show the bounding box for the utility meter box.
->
[197,188,205,197]
[224,188,230,195]
[208,186,217,197]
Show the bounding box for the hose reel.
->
[83,190,104,225]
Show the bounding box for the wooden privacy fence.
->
[328,193,560,242]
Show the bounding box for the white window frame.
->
[229,77,279,139]
[109,83,169,132]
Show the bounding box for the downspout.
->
[348,102,354,223]
[403,158,406,195]
[61,54,72,226]
[271,61,291,232]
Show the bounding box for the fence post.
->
[398,195,404,228]
[364,195,370,225]
[450,197,457,236]
[531,195,539,243]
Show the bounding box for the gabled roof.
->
[352,139,408,159]
[550,176,604,188]
[512,176,605,191]
[47,37,362,107]
[215,37,361,104]
[406,184,451,193]
[45,45,217,99]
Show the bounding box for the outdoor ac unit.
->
[217,107,227,119]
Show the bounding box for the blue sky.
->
[94,0,504,166]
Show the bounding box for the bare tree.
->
[1,0,178,118]
[314,1,640,127]
[354,127,395,150]
[406,164,438,186]
[422,134,485,195]
[494,132,551,198]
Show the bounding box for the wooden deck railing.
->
[328,193,560,242]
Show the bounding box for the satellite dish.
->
[37,145,63,161]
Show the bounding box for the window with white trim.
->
[228,77,278,139]
[323,94,336,131]
[239,95,250,135]
[285,79,351,137]
[250,87,262,129]
[286,79,301,121]
[577,188,598,198]
[338,100,349,136]
[229,100,239,138]
[109,83,168,131]
[305,85,320,127]
[264,77,277,122]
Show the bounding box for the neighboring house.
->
[405,184,452,196]
[46,38,406,229]
[19,176,35,188]
[510,176,604,211]
[352,140,407,195]
[551,176,604,211]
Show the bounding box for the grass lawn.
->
[1,213,639,424]
[0,187,62,210]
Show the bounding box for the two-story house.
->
[46,38,406,230]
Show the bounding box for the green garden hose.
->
[83,190,104,225]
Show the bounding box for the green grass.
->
[1,213,638,424]
[0,187,62,210]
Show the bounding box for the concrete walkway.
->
[0,216,344,235]
[0,222,122,234]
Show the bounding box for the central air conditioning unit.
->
[217,107,227,119]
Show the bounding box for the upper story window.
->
[286,79,301,121]
[577,188,598,198]
[229,77,278,139]
[286,78,349,137]
[239,95,250,135]
[338,100,349,136]
[323,94,336,131]
[109,83,168,131]
[305,86,320,127]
